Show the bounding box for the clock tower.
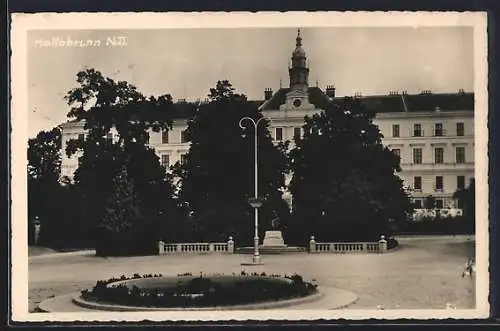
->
[281,28,315,110]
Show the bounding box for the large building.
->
[59,29,474,216]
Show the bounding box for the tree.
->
[423,195,436,210]
[64,68,180,253]
[95,167,142,256]
[288,97,412,243]
[453,178,475,221]
[174,80,290,244]
[27,128,62,246]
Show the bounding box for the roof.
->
[260,88,474,113]
[349,92,474,113]
[58,92,475,129]
[259,87,331,111]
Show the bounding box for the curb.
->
[71,291,325,311]
[29,250,96,260]
[37,286,359,312]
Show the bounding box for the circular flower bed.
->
[80,272,318,308]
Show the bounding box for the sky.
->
[27,27,474,137]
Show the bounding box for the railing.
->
[158,237,235,255]
[309,235,388,254]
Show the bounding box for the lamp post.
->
[239,116,268,265]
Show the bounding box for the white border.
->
[11,11,489,322]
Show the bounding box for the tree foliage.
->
[287,97,412,243]
[64,68,179,254]
[27,128,62,245]
[174,80,290,244]
[453,178,475,221]
[95,167,144,256]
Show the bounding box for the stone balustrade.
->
[158,237,235,255]
[309,235,388,254]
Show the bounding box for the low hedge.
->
[81,272,317,308]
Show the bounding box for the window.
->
[78,133,85,141]
[180,130,189,143]
[413,148,422,164]
[434,123,444,136]
[161,154,170,168]
[180,154,188,165]
[392,124,400,137]
[456,147,466,164]
[413,176,422,191]
[413,199,423,209]
[293,127,301,138]
[457,175,465,190]
[275,127,283,141]
[413,124,423,137]
[456,122,465,136]
[434,147,444,164]
[392,148,401,158]
[161,130,169,144]
[435,176,444,191]
[435,199,444,209]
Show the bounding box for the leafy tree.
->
[27,128,62,246]
[95,166,142,256]
[453,178,475,221]
[174,80,290,244]
[423,195,436,210]
[288,97,412,243]
[64,68,179,254]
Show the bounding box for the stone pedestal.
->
[262,230,287,247]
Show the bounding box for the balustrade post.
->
[378,235,387,253]
[209,243,215,252]
[176,243,182,253]
[158,240,165,255]
[309,235,316,253]
[227,236,235,253]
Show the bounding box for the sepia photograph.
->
[10,12,488,321]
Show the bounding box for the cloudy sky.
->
[27,27,474,137]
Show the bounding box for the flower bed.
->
[80,272,318,308]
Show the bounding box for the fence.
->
[158,237,235,255]
[308,235,388,254]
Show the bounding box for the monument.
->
[262,230,287,248]
[237,211,305,254]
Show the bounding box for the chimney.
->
[354,92,362,98]
[325,85,336,98]
[264,88,273,100]
[458,88,465,94]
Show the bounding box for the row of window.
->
[161,130,189,144]
[273,127,302,141]
[412,175,466,192]
[412,198,460,209]
[160,154,187,168]
[393,146,467,164]
[392,122,465,138]
[74,122,466,147]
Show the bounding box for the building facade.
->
[59,29,474,217]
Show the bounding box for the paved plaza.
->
[28,237,475,312]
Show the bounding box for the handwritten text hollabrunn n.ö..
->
[33,36,128,48]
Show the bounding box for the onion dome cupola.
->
[288,28,309,90]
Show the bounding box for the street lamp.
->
[239,116,269,265]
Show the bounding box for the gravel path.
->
[28,238,475,312]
